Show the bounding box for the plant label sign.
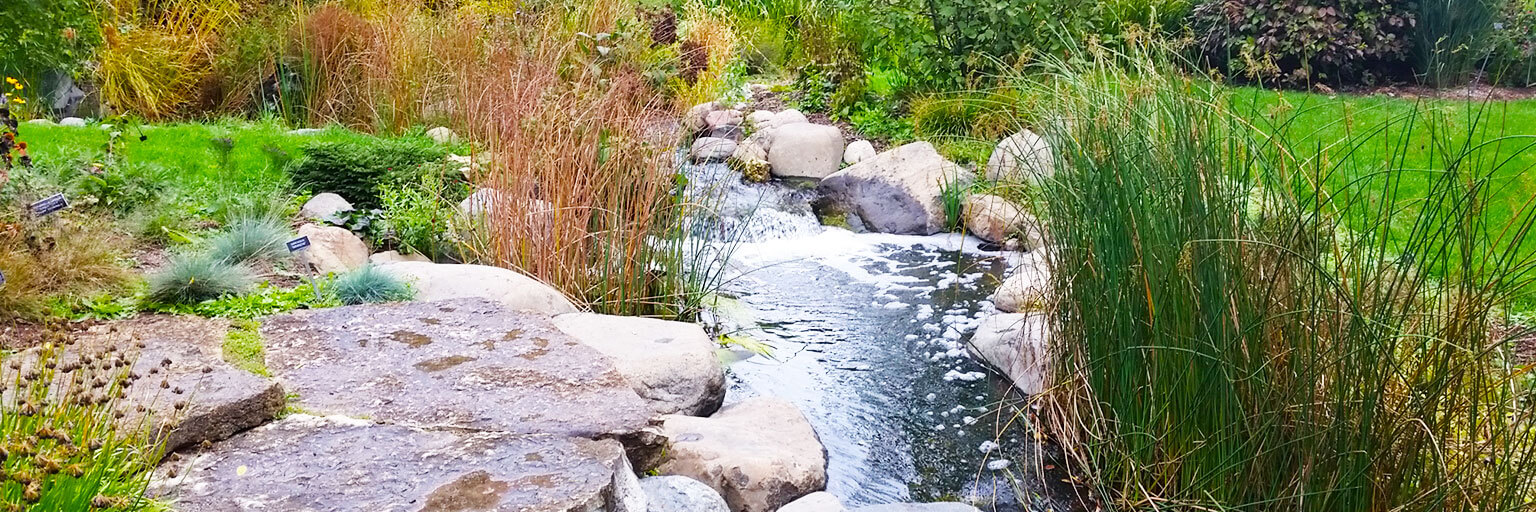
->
[286,236,312,253]
[0,269,6,290]
[29,193,68,217]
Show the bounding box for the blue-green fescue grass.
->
[330,265,414,305]
[205,216,290,264]
[145,254,256,305]
[1028,47,1536,512]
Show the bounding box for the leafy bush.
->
[1,326,164,511]
[0,0,101,81]
[1489,0,1536,86]
[286,137,446,210]
[377,163,465,261]
[331,265,413,305]
[146,254,255,304]
[148,281,337,320]
[206,216,288,265]
[1192,0,1416,86]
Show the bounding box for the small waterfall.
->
[680,157,824,242]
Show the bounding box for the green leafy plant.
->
[148,281,336,320]
[1192,0,1416,86]
[1489,0,1536,86]
[0,0,101,82]
[146,254,255,305]
[330,265,413,305]
[376,162,465,261]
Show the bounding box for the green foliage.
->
[1031,45,1536,512]
[286,137,447,210]
[0,0,101,81]
[939,175,967,231]
[0,327,163,512]
[844,102,914,143]
[331,265,414,305]
[146,254,255,305]
[223,319,270,376]
[376,162,466,261]
[206,217,289,265]
[1489,0,1536,86]
[148,281,338,320]
[1192,0,1416,85]
[1415,0,1499,88]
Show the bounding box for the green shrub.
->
[1415,0,1499,87]
[0,0,101,83]
[286,137,446,209]
[1192,0,1416,86]
[147,254,255,305]
[1489,0,1536,86]
[206,216,289,264]
[377,162,465,261]
[331,265,413,305]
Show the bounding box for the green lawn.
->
[1228,88,1536,308]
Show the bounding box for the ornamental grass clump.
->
[204,216,288,265]
[146,254,255,305]
[331,265,413,305]
[0,323,164,511]
[1028,45,1536,512]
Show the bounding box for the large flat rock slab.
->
[552,313,726,416]
[7,315,285,455]
[154,415,641,511]
[259,298,656,442]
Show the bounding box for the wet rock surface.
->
[640,476,731,512]
[260,298,655,441]
[853,505,982,512]
[818,142,972,235]
[154,415,639,512]
[966,314,1048,394]
[377,262,579,315]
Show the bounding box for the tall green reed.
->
[1027,45,1536,512]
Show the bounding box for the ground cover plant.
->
[1031,46,1536,511]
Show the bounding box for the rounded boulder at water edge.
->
[300,192,354,224]
[843,140,876,166]
[961,194,1035,245]
[296,223,370,275]
[768,123,844,179]
[730,138,771,183]
[375,262,578,315]
[985,129,1054,183]
[816,142,972,235]
[705,109,744,131]
[685,101,720,135]
[552,312,726,416]
[966,313,1048,394]
[747,110,776,130]
[657,396,827,512]
[761,109,809,132]
[692,137,739,163]
[640,476,731,512]
[777,492,848,512]
[991,254,1049,313]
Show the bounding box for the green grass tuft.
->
[330,265,414,306]
[146,254,256,305]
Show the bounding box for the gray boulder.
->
[153,415,645,512]
[705,109,744,132]
[657,397,826,512]
[426,126,459,144]
[376,262,578,314]
[991,255,1049,313]
[761,109,809,131]
[553,313,725,416]
[685,102,719,134]
[778,492,847,512]
[459,187,504,217]
[747,110,776,130]
[768,123,844,179]
[641,476,731,512]
[369,250,431,265]
[843,140,876,166]
[59,117,86,127]
[692,137,739,163]
[962,194,1032,245]
[985,129,1054,183]
[296,223,370,275]
[966,313,1049,394]
[299,192,354,224]
[817,142,972,235]
[259,298,653,442]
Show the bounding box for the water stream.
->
[683,159,1079,509]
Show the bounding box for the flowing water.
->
[684,159,1080,510]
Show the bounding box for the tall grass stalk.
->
[1028,46,1536,512]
